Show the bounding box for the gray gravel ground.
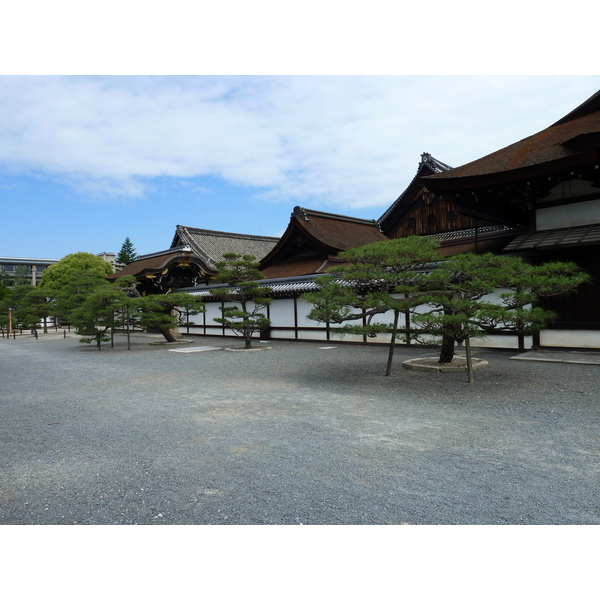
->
[1,331,598,525]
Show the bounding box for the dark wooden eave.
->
[378,152,453,235]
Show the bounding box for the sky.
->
[1,2,599,263]
[2,74,599,261]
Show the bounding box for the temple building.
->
[108,225,278,294]
[179,207,388,340]
[423,89,600,348]
[179,89,600,350]
[378,153,520,257]
[110,88,600,350]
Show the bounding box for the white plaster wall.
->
[296,298,327,328]
[270,330,296,339]
[482,289,511,304]
[269,298,295,327]
[204,302,224,326]
[471,335,532,350]
[187,308,205,326]
[298,329,329,341]
[536,198,600,230]
[329,330,365,344]
[181,290,599,350]
[539,329,600,348]
[369,309,407,327]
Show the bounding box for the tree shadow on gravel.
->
[265,345,598,406]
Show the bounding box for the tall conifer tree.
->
[116,237,138,266]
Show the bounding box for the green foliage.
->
[116,237,138,266]
[303,237,589,378]
[28,253,115,326]
[0,265,31,288]
[71,285,130,349]
[13,265,31,287]
[0,280,9,302]
[413,253,590,362]
[71,284,205,348]
[15,286,55,331]
[0,261,205,348]
[0,285,54,331]
[40,252,113,292]
[210,253,271,349]
[0,285,34,329]
[137,292,205,343]
[0,268,10,289]
[53,270,111,322]
[304,235,443,332]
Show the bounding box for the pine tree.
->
[304,237,589,380]
[116,237,138,266]
[303,236,442,375]
[136,292,205,343]
[210,253,271,349]
[70,286,127,350]
[413,253,589,372]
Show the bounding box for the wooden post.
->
[385,309,400,377]
[465,337,475,384]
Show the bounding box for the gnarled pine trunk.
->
[439,334,455,364]
[158,327,178,343]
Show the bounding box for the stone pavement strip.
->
[511,350,600,365]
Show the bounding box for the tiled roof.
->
[296,208,387,250]
[172,225,279,272]
[0,257,59,264]
[181,274,325,298]
[258,206,387,278]
[423,90,600,189]
[503,224,600,251]
[428,225,517,242]
[552,90,600,126]
[262,257,341,279]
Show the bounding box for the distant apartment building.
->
[97,252,117,272]
[1,252,116,288]
[0,257,59,286]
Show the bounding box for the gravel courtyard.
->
[1,331,598,525]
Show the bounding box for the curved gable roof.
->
[552,89,600,126]
[107,246,208,280]
[423,89,600,191]
[296,208,387,251]
[172,225,279,272]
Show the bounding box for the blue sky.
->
[1,75,600,260]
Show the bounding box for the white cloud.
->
[1,75,599,212]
